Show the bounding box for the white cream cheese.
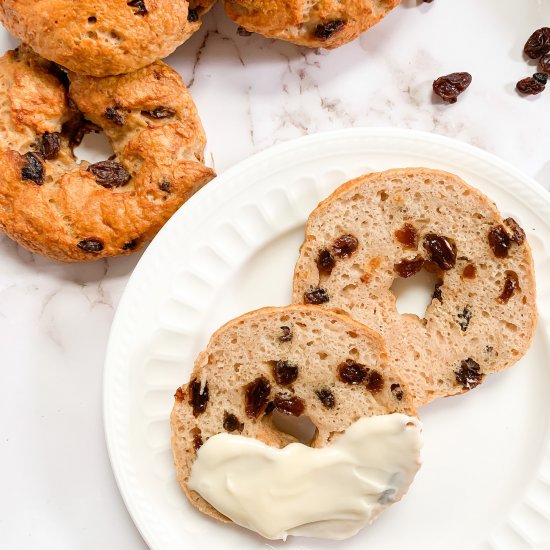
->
[188,413,422,540]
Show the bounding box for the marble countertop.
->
[1,1,548,548]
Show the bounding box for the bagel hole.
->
[390,268,440,319]
[271,409,318,446]
[74,131,114,165]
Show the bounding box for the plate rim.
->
[103,127,550,550]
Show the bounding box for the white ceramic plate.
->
[104,128,550,550]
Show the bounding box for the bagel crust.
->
[0,47,215,262]
[0,0,215,76]
[170,305,415,523]
[223,0,400,49]
[293,168,537,407]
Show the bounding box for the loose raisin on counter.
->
[39,132,61,160]
[271,360,298,386]
[317,249,336,275]
[390,383,404,401]
[457,306,472,332]
[78,238,104,253]
[189,378,209,416]
[524,27,550,59]
[21,152,45,185]
[488,225,511,258]
[223,412,244,433]
[141,106,176,119]
[279,326,292,342]
[455,358,484,390]
[127,0,148,15]
[395,223,418,249]
[394,255,425,278]
[88,160,131,188]
[338,360,367,385]
[332,235,358,258]
[315,387,335,409]
[304,287,330,304]
[244,376,271,418]
[365,370,384,393]
[503,218,525,245]
[314,20,345,40]
[433,72,472,104]
[274,393,305,416]
[516,76,545,96]
[540,54,550,73]
[187,8,199,22]
[104,107,126,126]
[462,264,476,279]
[498,271,520,304]
[423,234,456,270]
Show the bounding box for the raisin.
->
[390,383,404,401]
[315,388,335,409]
[462,264,477,279]
[244,376,271,418]
[540,54,550,73]
[264,401,276,414]
[503,218,525,245]
[223,412,243,433]
[21,152,44,185]
[304,287,330,304]
[77,238,104,253]
[193,433,203,450]
[271,360,298,386]
[338,360,367,385]
[432,279,443,302]
[516,76,545,95]
[68,119,101,149]
[332,235,358,258]
[498,271,520,304]
[88,160,130,188]
[104,107,126,126]
[274,393,305,416]
[158,179,171,193]
[524,27,550,59]
[394,255,425,278]
[366,370,384,393]
[433,72,472,104]
[187,8,199,22]
[488,225,510,258]
[314,20,345,40]
[237,26,252,36]
[457,306,472,332]
[278,326,292,342]
[423,234,456,270]
[127,0,147,15]
[317,249,335,275]
[534,72,549,85]
[455,358,484,390]
[174,387,185,401]
[189,378,209,416]
[395,223,418,249]
[141,107,176,119]
[122,239,138,251]
[39,132,61,160]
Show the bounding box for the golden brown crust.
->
[0,0,215,76]
[0,47,215,262]
[223,0,400,48]
[170,304,416,523]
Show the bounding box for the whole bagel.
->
[0,46,215,262]
[0,0,215,76]
[293,168,537,407]
[223,0,400,49]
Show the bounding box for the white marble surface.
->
[0,1,549,548]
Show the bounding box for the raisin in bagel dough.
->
[223,0,400,49]
[293,168,537,407]
[0,47,215,262]
[0,0,215,77]
[170,305,415,522]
